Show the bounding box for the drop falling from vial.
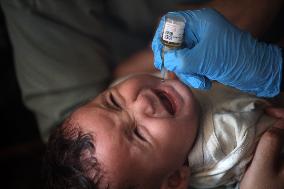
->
[161,47,167,82]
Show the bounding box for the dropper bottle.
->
[161,14,186,81]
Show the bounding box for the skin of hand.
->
[240,107,284,189]
[113,48,156,78]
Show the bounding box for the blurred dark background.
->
[0,3,283,189]
[0,6,45,189]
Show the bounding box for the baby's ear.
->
[160,165,190,189]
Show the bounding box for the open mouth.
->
[154,90,176,115]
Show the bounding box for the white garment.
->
[188,83,276,189]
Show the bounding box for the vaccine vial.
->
[161,14,186,47]
[160,14,186,81]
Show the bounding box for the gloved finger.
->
[176,72,212,89]
[163,48,202,74]
[152,10,208,71]
[176,11,202,48]
[152,10,202,71]
[251,119,284,172]
[152,16,166,70]
[177,8,227,48]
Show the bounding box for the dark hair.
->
[43,118,106,189]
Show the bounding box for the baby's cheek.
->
[169,120,197,148]
[157,140,187,169]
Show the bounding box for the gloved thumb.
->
[176,72,212,89]
[152,16,166,71]
[163,48,203,74]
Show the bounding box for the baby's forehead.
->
[109,73,161,87]
[109,74,141,87]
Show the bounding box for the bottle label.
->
[162,21,185,44]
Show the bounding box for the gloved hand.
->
[152,8,283,97]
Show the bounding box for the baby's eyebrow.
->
[100,89,125,111]
[109,92,122,109]
[94,92,112,110]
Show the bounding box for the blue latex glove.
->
[152,8,283,97]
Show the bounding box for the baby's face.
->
[71,74,199,188]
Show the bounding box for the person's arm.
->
[115,0,284,80]
[152,8,283,97]
[240,107,284,189]
[113,47,156,79]
[175,0,284,37]
[188,1,284,93]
